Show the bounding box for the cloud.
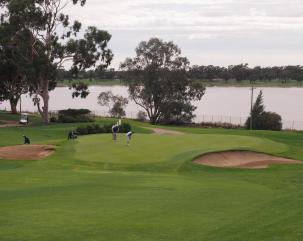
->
[64,0,303,67]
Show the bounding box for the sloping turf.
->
[0,116,303,241]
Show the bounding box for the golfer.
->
[126,131,133,145]
[112,124,119,141]
[23,135,30,145]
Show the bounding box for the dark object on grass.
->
[68,131,77,140]
[23,135,30,144]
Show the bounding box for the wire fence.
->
[2,106,303,131]
[90,111,303,131]
[192,114,303,131]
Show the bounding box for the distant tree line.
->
[57,68,118,81]
[189,64,303,83]
[59,63,303,83]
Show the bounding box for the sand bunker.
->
[0,145,55,160]
[148,128,185,136]
[194,151,301,169]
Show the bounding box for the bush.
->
[58,109,91,116]
[245,91,282,131]
[119,123,131,133]
[50,117,57,123]
[57,108,94,123]
[245,111,282,131]
[76,122,132,136]
[137,111,147,121]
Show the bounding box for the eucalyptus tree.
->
[120,38,205,124]
[0,0,113,123]
[0,4,34,113]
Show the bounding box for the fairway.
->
[1,119,303,241]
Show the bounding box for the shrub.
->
[119,123,131,133]
[261,112,282,131]
[57,108,94,123]
[50,117,57,123]
[183,122,242,129]
[76,125,89,135]
[76,122,132,136]
[245,91,282,131]
[137,111,147,121]
[58,109,91,116]
[246,112,282,131]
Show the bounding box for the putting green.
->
[74,134,288,165]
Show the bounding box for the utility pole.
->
[19,95,22,114]
[250,86,256,130]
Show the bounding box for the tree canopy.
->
[120,38,205,124]
[0,0,113,122]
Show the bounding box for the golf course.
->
[0,112,303,241]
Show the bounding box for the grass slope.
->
[0,116,303,241]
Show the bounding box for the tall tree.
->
[1,0,113,123]
[0,9,33,114]
[120,38,205,124]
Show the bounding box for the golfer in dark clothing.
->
[23,135,30,145]
[112,124,119,141]
[68,131,77,140]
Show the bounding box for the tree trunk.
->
[41,90,49,124]
[9,97,19,114]
[149,115,159,125]
[36,81,50,124]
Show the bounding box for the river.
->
[1,86,302,130]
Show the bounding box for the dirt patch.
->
[147,128,185,136]
[194,151,301,169]
[0,145,55,160]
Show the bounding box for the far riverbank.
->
[57,79,303,88]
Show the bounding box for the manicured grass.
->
[1,118,303,241]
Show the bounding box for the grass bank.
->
[0,114,303,241]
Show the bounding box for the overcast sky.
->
[67,0,303,68]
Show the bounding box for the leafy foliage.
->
[137,111,147,121]
[57,109,94,123]
[0,0,113,123]
[245,91,282,131]
[120,38,205,124]
[97,91,128,118]
[76,122,131,135]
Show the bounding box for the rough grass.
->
[0,117,303,241]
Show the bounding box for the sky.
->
[66,0,303,69]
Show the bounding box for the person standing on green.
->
[112,124,119,141]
